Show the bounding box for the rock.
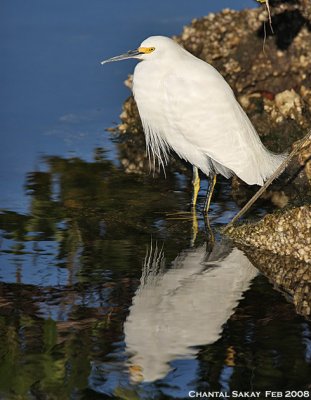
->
[226,205,311,263]
[118,93,142,135]
[292,134,311,186]
[271,89,303,123]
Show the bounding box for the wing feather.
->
[161,61,279,184]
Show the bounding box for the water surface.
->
[1,1,310,399]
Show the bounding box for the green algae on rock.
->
[226,205,311,263]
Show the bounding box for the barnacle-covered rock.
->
[265,89,304,125]
[226,205,311,263]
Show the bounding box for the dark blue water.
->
[0,0,253,213]
[1,1,310,399]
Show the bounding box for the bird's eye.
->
[146,47,155,53]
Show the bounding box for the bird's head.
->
[101,36,182,64]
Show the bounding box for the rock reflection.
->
[242,247,311,319]
[124,239,258,383]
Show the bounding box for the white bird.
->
[102,36,285,212]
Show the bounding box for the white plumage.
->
[132,36,284,185]
[102,36,285,207]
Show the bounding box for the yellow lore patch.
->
[138,46,155,54]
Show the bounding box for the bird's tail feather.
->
[262,151,288,182]
[236,103,287,186]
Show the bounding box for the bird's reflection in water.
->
[124,236,258,383]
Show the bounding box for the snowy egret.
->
[101,36,285,212]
